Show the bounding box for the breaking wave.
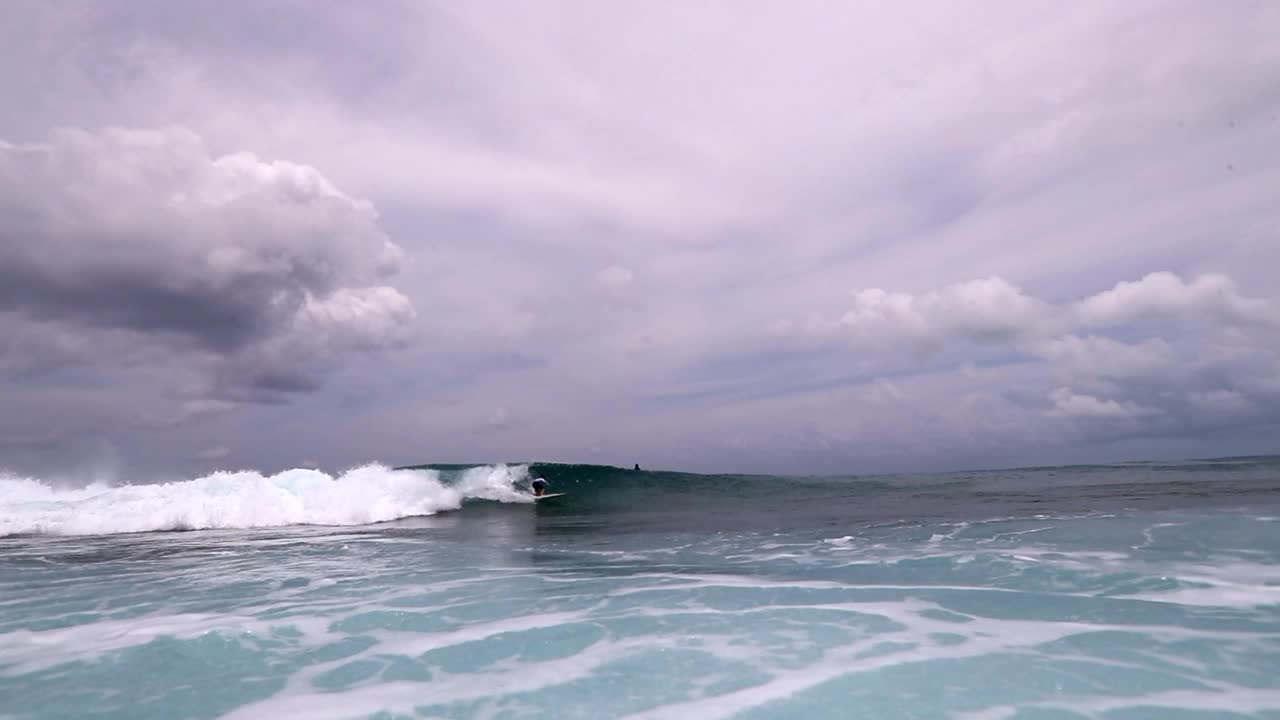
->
[0,464,533,537]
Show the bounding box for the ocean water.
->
[2,458,1279,719]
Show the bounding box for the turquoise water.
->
[2,459,1279,718]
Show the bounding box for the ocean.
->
[2,457,1279,719]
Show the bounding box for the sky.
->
[2,0,1278,480]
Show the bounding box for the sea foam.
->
[0,464,532,537]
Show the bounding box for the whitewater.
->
[2,458,1279,719]
[0,464,534,536]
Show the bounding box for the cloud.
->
[1048,387,1158,419]
[823,272,1276,351]
[1186,389,1253,416]
[1035,335,1175,379]
[1075,272,1278,328]
[195,445,230,460]
[26,0,1271,247]
[775,268,1279,454]
[830,276,1059,346]
[595,265,635,291]
[0,126,414,402]
[2,3,1279,475]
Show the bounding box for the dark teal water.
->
[2,457,1279,718]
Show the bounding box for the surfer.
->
[530,477,548,497]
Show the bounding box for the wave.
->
[404,462,895,496]
[7,455,1276,538]
[0,464,534,537]
[404,459,1280,533]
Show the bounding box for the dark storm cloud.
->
[0,127,414,404]
[0,261,285,352]
[248,371,324,395]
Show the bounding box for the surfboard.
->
[533,493,566,500]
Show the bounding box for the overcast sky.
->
[2,1,1278,480]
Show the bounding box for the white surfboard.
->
[533,493,566,500]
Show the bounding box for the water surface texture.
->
[2,458,1279,719]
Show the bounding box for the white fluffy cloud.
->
[797,269,1279,450]
[831,276,1059,346]
[1036,335,1176,379]
[1048,387,1158,420]
[825,272,1277,350]
[1075,272,1278,328]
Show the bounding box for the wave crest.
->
[0,464,532,537]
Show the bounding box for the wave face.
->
[507,456,1280,533]
[0,464,533,537]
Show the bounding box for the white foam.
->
[220,631,665,720]
[1120,560,1280,608]
[9,553,1275,720]
[616,591,1277,720]
[452,464,537,503]
[0,612,268,674]
[958,687,1280,720]
[0,463,532,537]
